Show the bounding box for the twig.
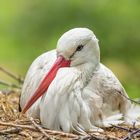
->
[0,90,15,95]
[91,134,119,140]
[0,80,21,89]
[116,90,140,105]
[73,133,119,140]
[0,121,36,130]
[0,120,128,139]
[19,131,33,140]
[111,124,131,132]
[0,121,78,138]
[0,66,23,83]
[44,129,78,138]
[123,129,140,140]
[73,135,103,140]
[29,117,52,140]
[132,122,136,130]
[73,135,91,140]
[37,135,45,140]
[0,127,22,135]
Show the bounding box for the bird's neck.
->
[77,62,99,86]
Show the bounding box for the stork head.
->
[57,28,100,67]
[22,28,100,113]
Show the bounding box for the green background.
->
[0,0,140,98]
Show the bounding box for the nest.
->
[0,67,140,140]
[0,90,139,140]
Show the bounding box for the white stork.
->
[20,28,140,133]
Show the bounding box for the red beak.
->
[22,55,71,113]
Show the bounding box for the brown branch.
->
[19,131,33,139]
[132,122,136,130]
[37,135,45,140]
[123,128,140,140]
[92,134,119,140]
[0,80,21,89]
[0,66,24,83]
[0,121,36,130]
[44,129,78,138]
[111,124,131,132]
[73,133,120,140]
[29,117,53,140]
[0,121,78,138]
[0,127,22,135]
[0,120,121,139]
[116,90,140,105]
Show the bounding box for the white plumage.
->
[20,28,140,133]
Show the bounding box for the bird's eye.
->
[76,45,84,52]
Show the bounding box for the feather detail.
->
[125,104,140,125]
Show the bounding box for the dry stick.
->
[19,131,33,139]
[132,122,136,130]
[44,129,78,138]
[0,127,22,135]
[29,117,52,140]
[73,135,93,140]
[0,121,78,138]
[0,121,122,139]
[111,124,131,132]
[37,135,45,140]
[73,135,104,140]
[74,134,119,140]
[0,66,23,83]
[116,90,140,105]
[0,121,36,130]
[0,90,14,95]
[91,134,119,140]
[0,80,21,89]
[123,129,140,140]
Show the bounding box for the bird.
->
[20,28,140,133]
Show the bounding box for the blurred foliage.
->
[0,0,140,98]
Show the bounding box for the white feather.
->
[125,104,140,125]
[102,113,124,127]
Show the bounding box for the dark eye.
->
[76,45,84,52]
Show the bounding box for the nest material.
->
[0,90,139,140]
